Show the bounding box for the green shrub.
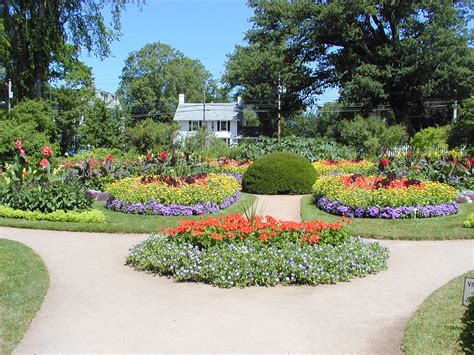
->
[126,235,389,288]
[242,152,317,194]
[464,213,474,228]
[125,119,178,153]
[339,115,408,158]
[410,126,449,154]
[236,136,356,161]
[449,95,474,149]
[0,205,105,223]
[0,120,53,166]
[0,182,93,213]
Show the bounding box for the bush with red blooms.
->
[163,214,350,247]
[7,140,52,185]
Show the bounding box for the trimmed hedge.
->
[0,205,105,223]
[242,152,317,194]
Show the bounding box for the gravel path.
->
[254,194,304,221]
[1,224,472,353]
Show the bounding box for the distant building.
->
[95,89,121,110]
[173,94,243,145]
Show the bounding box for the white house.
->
[173,94,242,145]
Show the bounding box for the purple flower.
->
[105,192,241,216]
[315,196,458,219]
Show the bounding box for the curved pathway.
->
[1,196,473,353]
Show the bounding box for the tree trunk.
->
[390,99,413,134]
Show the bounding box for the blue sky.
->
[79,0,339,102]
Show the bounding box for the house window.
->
[206,121,214,131]
[218,121,228,131]
[189,121,202,131]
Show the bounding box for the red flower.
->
[42,146,52,157]
[105,154,113,162]
[146,153,152,160]
[159,150,168,160]
[15,140,22,149]
[39,158,49,168]
[379,159,389,167]
[465,158,474,167]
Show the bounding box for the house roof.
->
[173,103,241,121]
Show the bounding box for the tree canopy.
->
[118,42,219,123]
[1,0,140,100]
[246,0,474,132]
[223,43,314,135]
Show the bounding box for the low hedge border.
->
[0,205,105,223]
[105,192,241,216]
[316,196,458,219]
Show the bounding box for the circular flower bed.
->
[126,214,389,288]
[313,174,459,219]
[104,173,241,216]
[312,160,376,178]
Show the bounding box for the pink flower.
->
[15,140,22,149]
[19,149,26,156]
[39,158,49,168]
[42,146,52,157]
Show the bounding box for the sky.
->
[79,0,339,102]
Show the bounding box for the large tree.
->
[1,0,140,100]
[247,0,474,132]
[223,43,315,135]
[118,42,218,123]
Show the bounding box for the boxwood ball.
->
[242,151,317,195]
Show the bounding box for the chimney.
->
[179,94,185,104]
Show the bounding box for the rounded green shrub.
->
[242,151,317,194]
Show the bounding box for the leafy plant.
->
[0,181,93,213]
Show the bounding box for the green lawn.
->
[301,195,474,240]
[402,270,474,354]
[0,239,49,354]
[0,193,256,234]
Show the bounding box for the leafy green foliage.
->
[242,152,317,194]
[0,182,93,213]
[236,136,356,161]
[223,43,313,135]
[410,126,449,154]
[80,100,124,149]
[247,1,474,131]
[339,115,408,158]
[179,128,234,159]
[0,206,105,223]
[449,95,474,149]
[2,0,140,100]
[464,213,474,228]
[0,121,51,165]
[8,100,57,141]
[126,235,389,288]
[118,42,218,121]
[125,119,178,153]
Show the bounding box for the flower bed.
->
[0,205,105,223]
[127,215,389,288]
[313,174,458,219]
[207,158,252,175]
[312,160,375,178]
[104,173,241,216]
